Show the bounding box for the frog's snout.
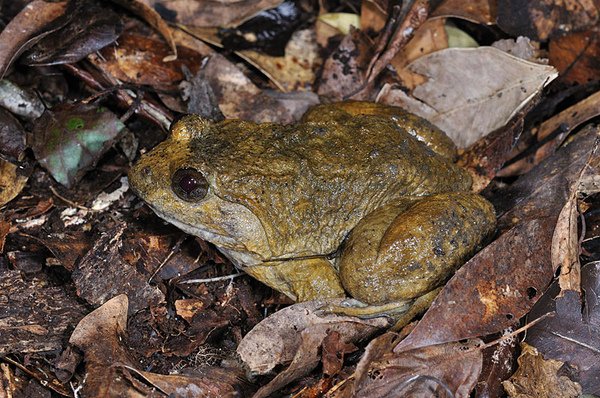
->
[128,161,153,199]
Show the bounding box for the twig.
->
[179,272,245,284]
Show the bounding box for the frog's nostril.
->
[141,166,152,177]
[171,168,208,202]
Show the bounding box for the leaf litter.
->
[1,0,600,397]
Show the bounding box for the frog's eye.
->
[171,168,208,202]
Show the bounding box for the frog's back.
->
[195,115,471,258]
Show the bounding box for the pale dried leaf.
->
[318,13,360,35]
[396,47,558,147]
[553,196,581,292]
[237,298,390,375]
[69,294,129,348]
[0,160,28,207]
[142,0,282,28]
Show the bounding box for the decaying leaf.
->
[110,0,177,61]
[347,338,484,398]
[0,0,69,78]
[91,33,207,90]
[120,365,254,397]
[22,0,123,66]
[502,343,582,398]
[68,294,139,397]
[30,103,126,188]
[70,294,253,396]
[525,262,600,393]
[0,270,87,354]
[143,0,282,28]
[431,0,495,24]
[497,0,599,41]
[237,299,390,395]
[0,108,27,163]
[395,126,599,351]
[549,29,600,85]
[387,47,558,147]
[201,53,319,123]
[500,88,600,176]
[317,28,373,100]
[72,224,165,313]
[391,18,449,87]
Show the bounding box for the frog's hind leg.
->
[337,192,496,322]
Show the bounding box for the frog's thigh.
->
[244,258,345,302]
[339,192,496,305]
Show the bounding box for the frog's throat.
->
[148,205,263,267]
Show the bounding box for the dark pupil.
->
[179,174,199,194]
[171,168,208,201]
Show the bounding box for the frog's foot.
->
[244,257,346,302]
[320,288,441,330]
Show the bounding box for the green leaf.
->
[31,103,125,187]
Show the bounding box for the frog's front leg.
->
[244,258,346,302]
[338,192,496,314]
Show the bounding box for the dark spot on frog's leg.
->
[527,287,537,299]
[506,313,514,320]
[405,261,422,272]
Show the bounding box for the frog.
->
[129,101,496,321]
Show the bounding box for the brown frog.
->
[129,101,496,318]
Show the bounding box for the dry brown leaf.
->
[458,93,540,192]
[119,365,253,397]
[395,126,599,351]
[500,89,600,176]
[237,299,390,375]
[110,0,177,61]
[554,196,581,293]
[502,343,582,398]
[526,264,600,393]
[431,0,495,24]
[68,295,137,397]
[391,18,448,87]
[360,0,386,32]
[387,47,558,147]
[317,28,374,100]
[174,299,205,322]
[549,28,600,85]
[72,224,165,313]
[0,0,68,78]
[91,33,205,90]
[201,53,318,123]
[322,330,358,377]
[497,0,599,41]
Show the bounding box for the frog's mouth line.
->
[147,205,264,267]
